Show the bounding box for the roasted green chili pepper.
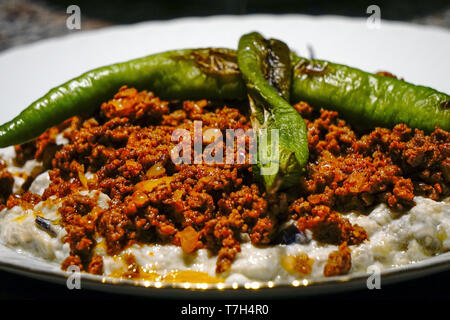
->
[1,42,449,148]
[291,56,450,132]
[0,48,246,148]
[238,32,309,192]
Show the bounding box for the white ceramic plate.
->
[0,14,449,297]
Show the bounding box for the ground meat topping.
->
[323,242,352,277]
[4,88,449,276]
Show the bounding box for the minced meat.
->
[7,86,450,276]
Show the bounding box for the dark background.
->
[0,0,449,303]
[0,0,449,51]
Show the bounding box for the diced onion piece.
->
[146,162,166,178]
[178,226,198,254]
[135,176,173,193]
[78,166,88,189]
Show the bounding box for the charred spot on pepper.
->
[265,39,292,99]
[173,49,240,76]
[293,59,329,77]
[441,100,450,110]
[375,71,402,80]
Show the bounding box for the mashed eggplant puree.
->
[0,87,449,284]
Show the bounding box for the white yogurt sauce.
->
[0,146,449,283]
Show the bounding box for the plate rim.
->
[1,244,449,297]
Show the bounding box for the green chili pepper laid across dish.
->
[1,41,449,149]
[0,48,246,148]
[238,32,309,192]
[290,55,450,132]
